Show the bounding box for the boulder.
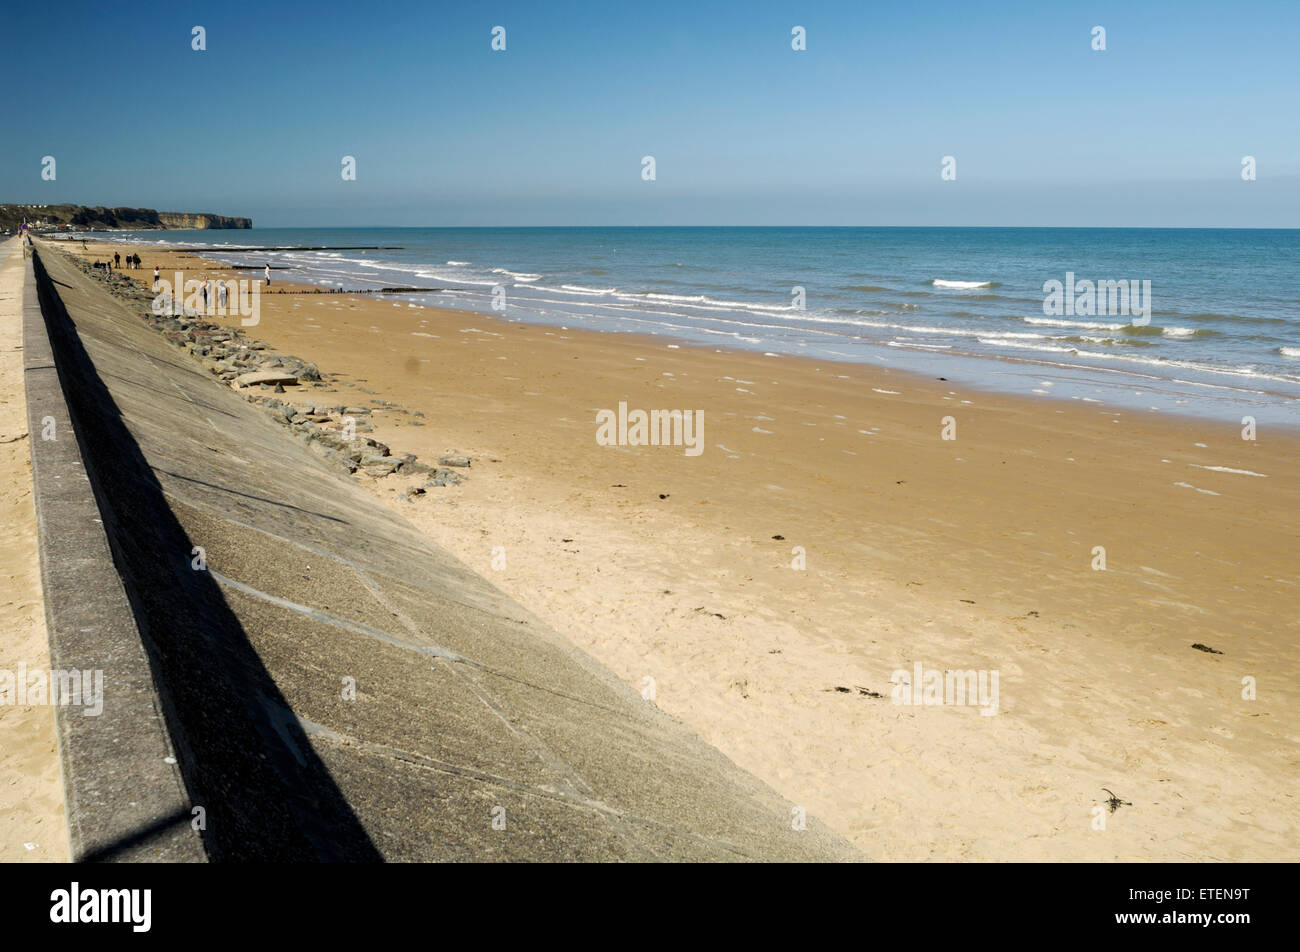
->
[307,440,356,472]
[233,370,300,390]
[427,469,465,487]
[361,457,400,477]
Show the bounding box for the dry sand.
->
[60,240,1300,861]
[0,236,68,861]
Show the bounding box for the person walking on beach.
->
[264,263,271,286]
[114,252,120,269]
[153,265,160,291]
[201,281,208,311]
[217,280,228,312]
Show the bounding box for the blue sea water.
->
[97,226,1300,425]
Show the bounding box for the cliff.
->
[0,204,251,231]
[157,212,252,230]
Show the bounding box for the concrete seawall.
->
[25,247,203,861]
[26,241,862,862]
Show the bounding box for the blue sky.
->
[2,0,1296,226]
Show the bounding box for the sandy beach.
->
[0,237,68,861]
[53,239,1300,861]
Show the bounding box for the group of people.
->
[199,278,231,310]
[150,268,231,312]
[94,251,143,273]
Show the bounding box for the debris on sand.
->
[1101,788,1132,813]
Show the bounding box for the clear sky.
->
[2,0,1296,226]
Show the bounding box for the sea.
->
[88,226,1300,426]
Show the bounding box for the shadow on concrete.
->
[78,807,197,863]
[33,250,381,862]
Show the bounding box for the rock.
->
[274,383,286,393]
[307,440,356,472]
[426,468,465,487]
[437,454,472,468]
[313,431,353,454]
[325,437,389,463]
[361,458,400,477]
[298,362,321,381]
[233,370,299,390]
